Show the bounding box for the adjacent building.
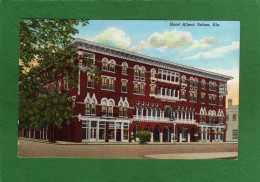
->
[225,99,239,142]
[20,39,233,143]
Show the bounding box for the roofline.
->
[72,38,234,82]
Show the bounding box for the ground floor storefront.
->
[19,119,226,143]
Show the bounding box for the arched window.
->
[140,66,146,79]
[164,106,171,118]
[109,60,116,72]
[190,77,194,87]
[181,75,186,84]
[122,62,128,75]
[194,78,198,88]
[150,68,156,79]
[153,108,156,118]
[134,66,139,77]
[201,79,205,89]
[148,108,152,117]
[157,108,160,118]
[136,124,141,132]
[102,58,108,71]
[138,107,142,117]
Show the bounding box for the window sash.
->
[102,77,107,89]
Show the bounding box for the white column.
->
[151,109,153,118]
[162,110,165,119]
[146,108,149,118]
[114,122,117,142]
[188,133,190,143]
[121,123,123,142]
[173,89,176,98]
[151,132,154,143]
[205,127,208,141]
[160,132,163,142]
[46,127,48,140]
[179,133,182,142]
[141,109,144,119]
[97,121,99,142]
[171,133,174,142]
[160,87,163,97]
[177,90,180,98]
[159,110,162,120]
[169,89,172,98]
[136,108,138,118]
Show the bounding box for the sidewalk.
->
[144,152,238,159]
[18,137,238,145]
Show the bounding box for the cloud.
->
[92,27,131,49]
[182,41,239,60]
[129,30,193,52]
[187,36,217,50]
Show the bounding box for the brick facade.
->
[20,39,232,143]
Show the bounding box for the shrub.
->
[130,136,135,140]
[135,131,151,144]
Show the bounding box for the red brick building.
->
[20,39,233,143]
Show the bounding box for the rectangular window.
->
[87,74,94,88]
[201,94,205,103]
[134,83,139,94]
[85,103,90,115]
[150,85,155,95]
[102,105,106,115]
[209,95,212,104]
[194,92,197,102]
[102,77,107,89]
[232,130,238,139]
[189,92,193,101]
[213,96,216,104]
[119,106,123,117]
[181,90,185,99]
[102,62,108,71]
[226,115,229,121]
[175,73,180,82]
[91,103,96,115]
[121,80,127,93]
[108,106,113,117]
[124,107,128,117]
[83,52,95,65]
[232,114,236,121]
[109,78,115,90]
[122,66,127,74]
[140,83,145,95]
[219,97,223,106]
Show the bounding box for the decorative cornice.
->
[72,39,233,82]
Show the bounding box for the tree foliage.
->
[18,19,97,139]
[136,131,151,144]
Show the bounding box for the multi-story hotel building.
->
[20,39,233,143]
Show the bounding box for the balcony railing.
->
[133,115,196,124]
[150,94,179,102]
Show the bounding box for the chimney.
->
[228,99,232,108]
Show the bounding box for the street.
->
[18,139,238,159]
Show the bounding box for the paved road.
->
[18,139,238,159]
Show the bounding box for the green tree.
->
[18,19,98,141]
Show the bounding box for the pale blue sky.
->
[74,20,240,74]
